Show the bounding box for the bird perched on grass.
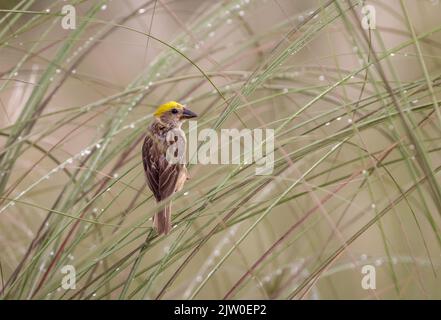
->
[142,101,197,235]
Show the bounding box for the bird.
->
[142,101,197,235]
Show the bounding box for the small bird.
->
[142,101,197,235]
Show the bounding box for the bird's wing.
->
[142,133,161,201]
[142,131,186,202]
[158,160,184,199]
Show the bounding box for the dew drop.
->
[290,265,298,275]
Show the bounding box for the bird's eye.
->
[171,108,178,114]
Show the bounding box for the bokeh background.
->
[1,0,441,299]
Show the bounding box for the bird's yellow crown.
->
[154,101,184,117]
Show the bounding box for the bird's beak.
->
[181,107,197,119]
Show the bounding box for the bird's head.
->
[153,101,197,127]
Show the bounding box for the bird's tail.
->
[153,203,171,235]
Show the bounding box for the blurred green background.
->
[0,0,441,299]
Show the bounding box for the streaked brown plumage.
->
[142,101,197,235]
